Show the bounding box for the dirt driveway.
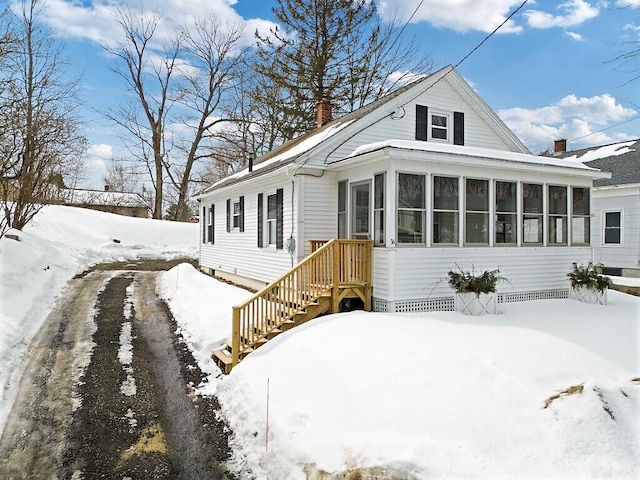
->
[0,260,232,479]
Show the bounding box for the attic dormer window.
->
[430,112,448,141]
[415,105,464,145]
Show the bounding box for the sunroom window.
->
[548,185,568,245]
[397,173,425,244]
[433,176,459,244]
[571,187,590,245]
[374,173,385,244]
[465,178,489,244]
[522,183,543,244]
[495,181,517,244]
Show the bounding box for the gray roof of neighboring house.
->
[555,139,640,187]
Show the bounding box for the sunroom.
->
[327,141,608,313]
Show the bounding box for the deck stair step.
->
[212,239,373,374]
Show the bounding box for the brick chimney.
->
[554,139,567,154]
[104,184,110,192]
[316,99,332,128]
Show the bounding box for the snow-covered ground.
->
[0,205,198,431]
[1,206,639,479]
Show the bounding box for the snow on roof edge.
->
[347,140,605,173]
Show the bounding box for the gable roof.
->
[198,65,531,196]
[554,139,640,187]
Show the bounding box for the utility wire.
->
[452,0,529,71]
[568,114,640,143]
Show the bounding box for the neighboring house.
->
[196,65,608,314]
[61,186,150,218]
[553,138,640,276]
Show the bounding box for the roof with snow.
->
[554,139,640,187]
[63,189,147,207]
[198,70,440,195]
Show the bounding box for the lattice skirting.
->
[373,288,570,313]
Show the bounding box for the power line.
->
[568,114,640,143]
[398,0,530,109]
[452,0,529,71]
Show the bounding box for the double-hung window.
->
[430,113,449,141]
[548,185,568,245]
[495,181,517,244]
[267,194,277,245]
[208,205,214,244]
[397,173,425,244]
[522,183,543,244]
[571,187,590,245]
[433,176,459,245]
[233,201,241,229]
[603,211,622,245]
[465,178,489,244]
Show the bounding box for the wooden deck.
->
[213,239,372,373]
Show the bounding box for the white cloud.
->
[565,31,584,41]
[379,0,524,33]
[498,94,637,153]
[30,0,257,49]
[616,0,640,8]
[524,0,599,29]
[84,143,113,169]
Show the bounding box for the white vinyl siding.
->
[324,78,523,164]
[200,171,297,285]
[372,246,593,302]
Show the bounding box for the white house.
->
[553,138,640,276]
[196,66,609,314]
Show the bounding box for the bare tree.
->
[102,8,179,219]
[0,0,86,234]
[166,19,245,221]
[104,157,141,192]
[249,0,432,146]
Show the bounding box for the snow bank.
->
[215,305,639,479]
[0,205,198,432]
[158,263,252,389]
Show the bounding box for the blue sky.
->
[17,0,640,188]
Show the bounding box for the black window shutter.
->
[415,105,428,141]
[276,188,284,250]
[454,111,465,145]
[239,196,245,232]
[210,204,215,244]
[202,206,206,243]
[226,199,231,232]
[257,193,264,247]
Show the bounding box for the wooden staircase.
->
[213,239,372,373]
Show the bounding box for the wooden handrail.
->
[230,239,372,369]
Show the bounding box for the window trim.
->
[602,210,623,246]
